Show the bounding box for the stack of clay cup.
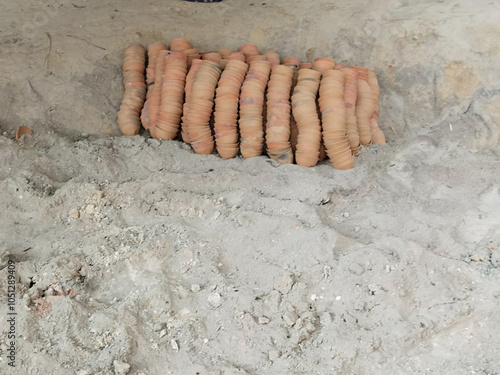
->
[213,59,248,159]
[141,42,167,131]
[338,67,361,155]
[170,38,192,52]
[147,50,168,133]
[311,57,337,162]
[117,43,147,135]
[311,57,336,74]
[217,49,234,58]
[319,70,355,170]
[202,51,224,68]
[184,60,221,154]
[281,57,302,68]
[151,51,188,140]
[350,67,374,146]
[238,44,259,61]
[181,59,204,144]
[262,51,281,66]
[225,51,246,62]
[239,60,272,158]
[216,49,237,68]
[291,68,323,167]
[265,64,295,163]
[280,58,301,154]
[118,40,386,170]
[170,38,200,67]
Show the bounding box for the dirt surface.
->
[1,0,500,374]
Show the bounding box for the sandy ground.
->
[1,0,500,374]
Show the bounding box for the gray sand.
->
[0,0,499,374]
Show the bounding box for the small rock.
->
[294,317,303,330]
[292,330,311,345]
[268,350,281,361]
[342,212,350,218]
[198,210,204,218]
[113,360,131,375]
[69,209,80,219]
[258,316,270,324]
[208,292,222,308]
[152,323,163,332]
[237,214,250,226]
[368,284,383,295]
[283,311,298,326]
[470,254,483,262]
[274,275,294,295]
[191,284,201,293]
[159,329,167,338]
[310,294,318,301]
[354,226,360,232]
[171,339,179,351]
[348,263,364,275]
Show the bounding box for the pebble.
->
[171,339,179,351]
[294,317,303,330]
[152,323,163,332]
[69,209,80,219]
[113,360,131,375]
[368,284,383,294]
[348,263,364,275]
[258,316,270,324]
[283,311,298,326]
[191,284,201,293]
[354,226,360,232]
[268,350,281,361]
[208,292,222,308]
[292,330,311,345]
[470,254,483,262]
[342,212,350,218]
[274,276,294,295]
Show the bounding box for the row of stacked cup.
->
[118,40,385,169]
